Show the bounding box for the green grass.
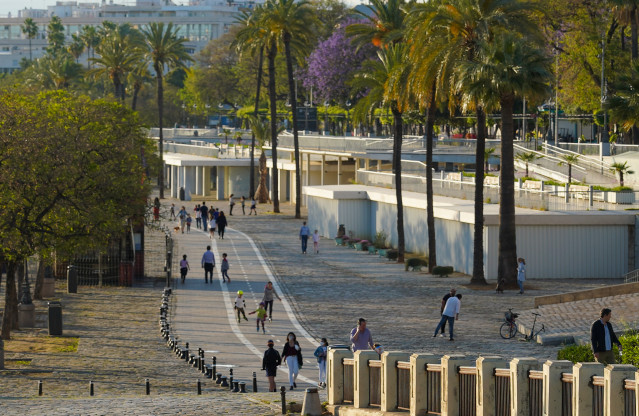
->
[57,337,79,353]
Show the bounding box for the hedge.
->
[557,330,639,366]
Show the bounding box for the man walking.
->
[438,288,456,337]
[200,202,209,232]
[591,308,623,365]
[350,318,375,352]
[299,221,310,254]
[201,245,215,284]
[433,294,462,341]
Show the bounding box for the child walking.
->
[179,255,190,284]
[234,290,248,323]
[249,198,257,215]
[186,214,192,233]
[249,302,268,334]
[221,253,231,283]
[312,229,320,254]
[313,338,329,388]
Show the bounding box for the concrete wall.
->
[227,166,251,199]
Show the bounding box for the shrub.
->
[557,344,594,363]
[373,230,388,248]
[432,266,454,277]
[405,257,428,271]
[620,331,639,367]
[557,330,639,366]
[386,249,398,261]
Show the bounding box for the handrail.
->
[592,376,605,387]
[561,373,574,383]
[426,363,442,372]
[625,379,636,390]
[495,368,511,377]
[529,370,544,380]
[624,268,639,283]
[343,358,355,365]
[397,361,411,370]
[459,366,477,375]
[515,143,587,173]
[369,360,383,368]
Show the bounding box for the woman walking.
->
[281,332,302,390]
[517,258,526,294]
[217,211,228,239]
[262,281,281,322]
[314,338,328,388]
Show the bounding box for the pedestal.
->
[18,303,36,328]
[42,278,55,298]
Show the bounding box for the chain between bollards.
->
[280,385,286,414]
[145,378,150,395]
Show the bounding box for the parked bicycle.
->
[500,309,545,341]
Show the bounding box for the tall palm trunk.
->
[497,93,517,287]
[631,6,639,144]
[425,88,436,272]
[392,104,405,263]
[250,47,264,198]
[471,106,487,284]
[267,41,280,213]
[156,67,165,199]
[1,262,18,339]
[284,32,301,219]
[131,83,141,111]
[29,38,32,62]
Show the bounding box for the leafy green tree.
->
[610,161,635,186]
[46,16,66,57]
[20,18,38,62]
[558,154,580,184]
[141,22,193,199]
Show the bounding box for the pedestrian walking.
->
[249,302,268,333]
[186,214,192,233]
[312,230,320,254]
[179,255,190,284]
[433,294,462,341]
[234,290,249,323]
[262,281,281,321]
[170,203,176,220]
[195,204,201,229]
[314,338,328,388]
[201,245,215,284]
[229,194,235,216]
[438,288,456,337]
[213,208,220,223]
[217,211,228,239]
[250,198,257,215]
[282,332,302,390]
[178,206,188,233]
[221,253,231,283]
[200,202,209,231]
[350,318,375,352]
[241,196,246,215]
[299,221,310,254]
[153,205,160,222]
[262,339,281,392]
[591,308,623,365]
[517,258,526,294]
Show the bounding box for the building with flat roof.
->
[0,0,260,73]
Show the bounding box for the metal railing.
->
[528,370,544,416]
[343,358,355,403]
[459,366,477,416]
[396,361,411,411]
[543,143,617,181]
[426,363,443,415]
[592,375,605,416]
[625,379,637,416]
[561,372,573,416]
[559,142,639,156]
[624,269,639,284]
[495,368,511,416]
[369,360,382,407]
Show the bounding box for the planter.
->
[335,237,343,246]
[377,248,388,258]
[368,245,377,254]
[604,191,635,204]
[354,242,364,251]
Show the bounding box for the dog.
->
[495,279,505,294]
[173,226,181,233]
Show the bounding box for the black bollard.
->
[89,381,94,396]
[229,368,233,377]
[38,380,43,396]
[220,376,228,387]
[280,386,287,414]
[239,382,247,393]
[229,376,234,391]
[206,366,212,379]
[253,372,258,392]
[197,379,202,395]
[212,357,216,379]
[233,381,239,393]
[145,379,150,395]
[215,373,223,384]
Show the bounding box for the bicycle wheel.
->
[500,322,517,339]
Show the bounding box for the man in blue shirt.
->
[350,318,374,352]
[200,202,209,231]
[299,222,310,254]
[590,308,622,365]
[201,245,215,284]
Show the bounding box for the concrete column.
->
[321,155,325,185]
[476,356,507,416]
[365,159,370,170]
[327,348,353,406]
[542,360,573,416]
[217,166,225,200]
[195,165,201,197]
[441,355,473,416]
[573,362,604,416]
[604,364,636,416]
[354,350,378,409]
[410,353,439,416]
[377,160,382,172]
[380,351,410,412]
[202,167,209,196]
[337,157,342,185]
[306,153,311,186]
[510,358,539,416]
[169,165,176,198]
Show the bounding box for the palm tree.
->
[262,0,316,219]
[141,22,193,199]
[80,25,100,69]
[127,60,152,111]
[610,161,635,186]
[21,18,38,63]
[68,33,85,64]
[485,147,496,172]
[346,0,406,49]
[222,128,232,144]
[558,154,580,184]
[459,34,551,287]
[515,151,542,177]
[607,61,639,134]
[248,115,284,202]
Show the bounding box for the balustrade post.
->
[573,362,604,416]
[441,355,473,416]
[380,351,410,412]
[510,357,539,416]
[542,360,572,416]
[604,364,636,415]
[476,356,507,416]
[354,350,378,409]
[410,353,439,416]
[327,347,352,406]
[635,370,639,416]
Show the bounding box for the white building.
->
[0,0,260,72]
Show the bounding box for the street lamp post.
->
[600,32,610,156]
[324,101,329,135]
[345,100,352,136]
[304,101,311,133]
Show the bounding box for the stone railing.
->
[327,348,639,415]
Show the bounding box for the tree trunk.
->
[250,47,264,198]
[568,164,572,184]
[255,151,270,203]
[131,84,140,111]
[425,89,437,272]
[157,67,165,199]
[267,41,280,213]
[392,105,405,263]
[620,171,625,187]
[632,6,638,60]
[1,262,18,339]
[497,94,518,287]
[284,34,302,219]
[471,106,487,285]
[33,258,45,300]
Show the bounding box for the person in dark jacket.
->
[590,308,623,365]
[216,211,228,239]
[282,332,302,390]
[262,339,281,392]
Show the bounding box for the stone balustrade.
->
[327,348,639,416]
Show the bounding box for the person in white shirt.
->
[312,229,320,254]
[433,294,462,341]
[234,290,249,323]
